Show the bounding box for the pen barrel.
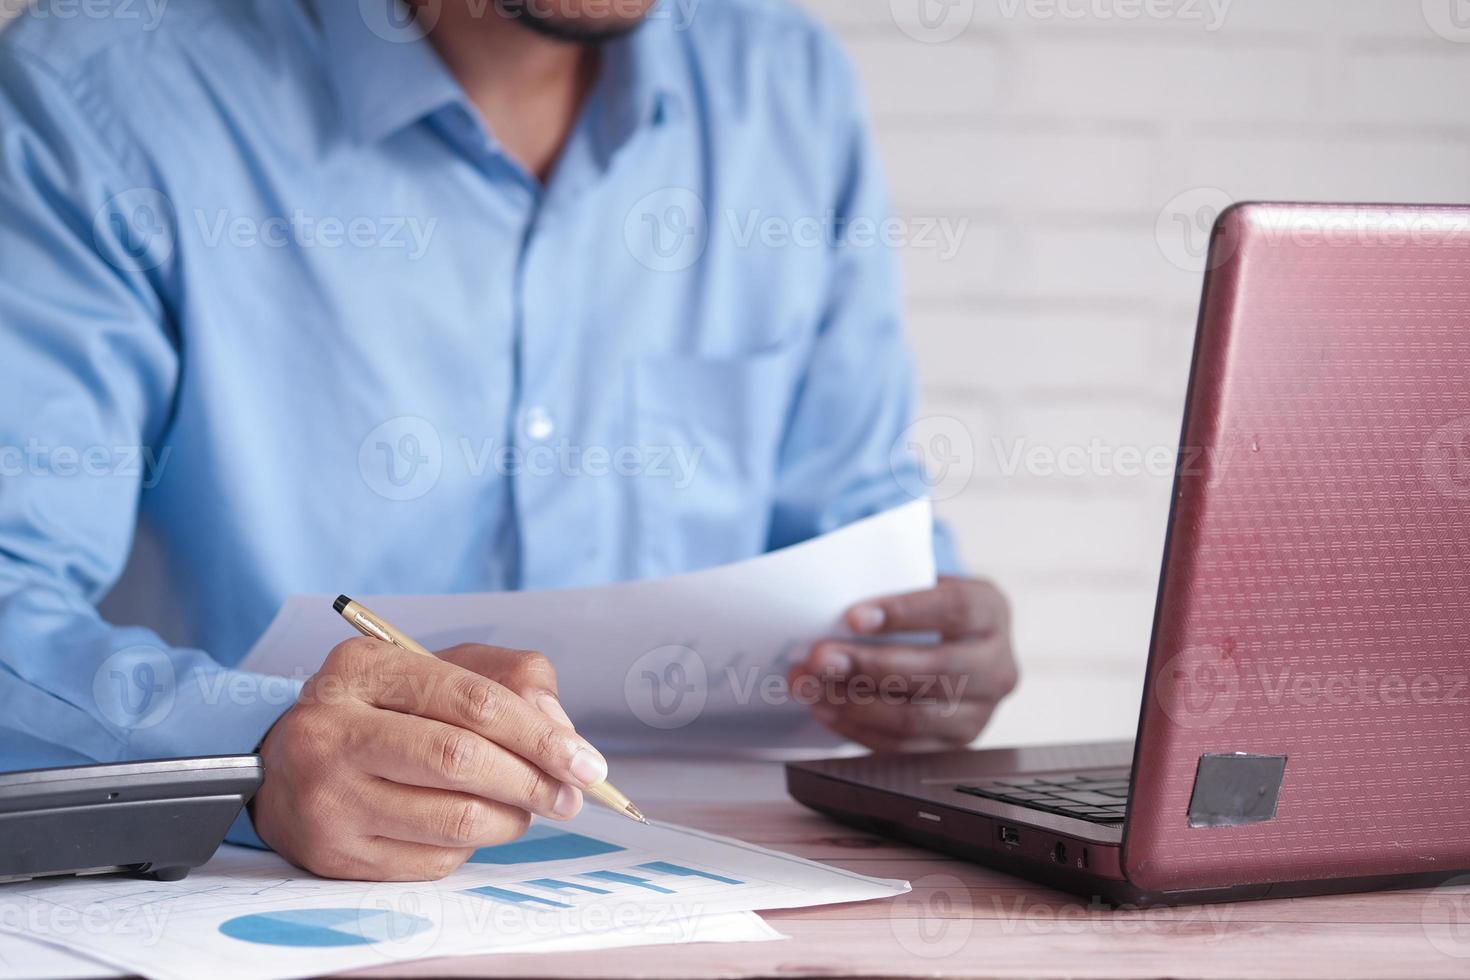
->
[343,602,436,659]
[377,624,436,659]
[584,781,633,813]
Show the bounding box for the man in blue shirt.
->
[0,0,1017,880]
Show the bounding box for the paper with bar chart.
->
[0,808,907,980]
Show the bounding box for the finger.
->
[797,642,967,693]
[809,709,956,754]
[437,644,574,730]
[326,639,609,790]
[817,697,997,747]
[345,709,583,820]
[846,578,1008,640]
[800,639,1018,704]
[352,777,540,850]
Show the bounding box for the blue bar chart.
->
[218,908,434,948]
[468,824,627,865]
[579,870,677,895]
[464,885,572,909]
[636,861,744,885]
[460,863,751,909]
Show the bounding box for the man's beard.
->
[491,0,648,43]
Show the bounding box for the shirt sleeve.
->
[0,50,299,847]
[765,36,963,575]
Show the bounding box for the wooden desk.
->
[362,756,1470,980]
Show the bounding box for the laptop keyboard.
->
[955,768,1131,825]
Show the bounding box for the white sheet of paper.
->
[0,934,122,979]
[240,500,935,747]
[0,911,778,980]
[0,809,903,980]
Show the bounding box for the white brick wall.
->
[800,0,1470,746]
[3,1,1466,748]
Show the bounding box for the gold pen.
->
[333,594,647,824]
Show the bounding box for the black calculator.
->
[0,756,263,884]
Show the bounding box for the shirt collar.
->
[596,8,686,146]
[315,0,685,150]
[314,0,465,145]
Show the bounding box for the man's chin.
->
[493,0,649,44]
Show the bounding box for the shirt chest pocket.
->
[629,346,802,576]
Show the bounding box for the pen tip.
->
[333,595,352,614]
[627,804,648,824]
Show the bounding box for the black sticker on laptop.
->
[1187,753,1287,828]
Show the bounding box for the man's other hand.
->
[252,640,606,881]
[789,577,1019,752]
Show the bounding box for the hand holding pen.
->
[248,596,643,882]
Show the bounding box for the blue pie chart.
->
[219,907,434,947]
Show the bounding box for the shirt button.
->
[523,406,556,441]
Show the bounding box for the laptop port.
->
[998,826,1020,847]
[1053,842,1067,865]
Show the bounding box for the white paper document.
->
[241,500,935,747]
[0,809,907,980]
[0,934,121,979]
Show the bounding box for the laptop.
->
[787,202,1470,907]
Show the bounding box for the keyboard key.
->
[1051,791,1122,806]
[955,771,1133,826]
[1076,770,1131,782]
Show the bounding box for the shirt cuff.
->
[148,672,303,850]
[224,681,299,849]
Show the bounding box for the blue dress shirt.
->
[0,0,955,842]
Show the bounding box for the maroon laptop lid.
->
[1125,203,1470,892]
